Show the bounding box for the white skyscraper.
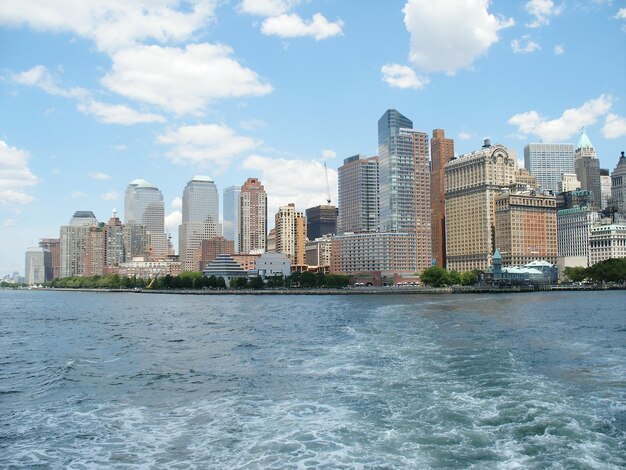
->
[124,179,168,258]
[223,185,241,252]
[524,143,575,193]
[179,176,222,271]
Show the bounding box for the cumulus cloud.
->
[171,196,183,209]
[241,154,338,220]
[0,140,39,206]
[239,0,296,16]
[554,44,565,55]
[101,191,120,201]
[525,0,563,28]
[508,95,613,142]
[261,13,343,40]
[511,35,541,54]
[12,65,88,99]
[165,210,182,233]
[321,149,337,159]
[157,124,261,168]
[101,44,273,115]
[403,0,514,75]
[381,63,429,89]
[602,113,626,139]
[458,131,473,140]
[89,172,111,180]
[77,101,165,125]
[614,8,626,20]
[0,0,217,53]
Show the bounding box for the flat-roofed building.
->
[430,129,454,267]
[305,236,332,268]
[274,203,306,266]
[524,143,574,193]
[337,155,379,234]
[25,247,52,284]
[557,207,601,266]
[38,238,60,280]
[589,223,626,265]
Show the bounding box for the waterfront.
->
[1,290,625,468]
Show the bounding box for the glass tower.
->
[124,179,168,258]
[223,185,241,253]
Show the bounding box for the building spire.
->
[577,127,594,150]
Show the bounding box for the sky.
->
[1,0,626,276]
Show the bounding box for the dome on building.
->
[135,180,157,189]
[577,128,594,150]
[192,175,214,183]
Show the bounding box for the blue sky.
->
[1,0,625,276]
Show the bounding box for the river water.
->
[1,290,624,469]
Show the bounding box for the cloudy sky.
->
[1,0,625,275]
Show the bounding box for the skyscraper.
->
[430,129,454,267]
[223,185,241,252]
[25,246,51,284]
[179,176,221,271]
[274,203,306,266]
[524,143,575,193]
[124,179,168,258]
[39,238,60,280]
[60,211,98,278]
[337,154,379,234]
[574,129,601,210]
[238,177,267,254]
[378,109,431,271]
[611,151,626,214]
[305,205,338,240]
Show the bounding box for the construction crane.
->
[323,161,331,205]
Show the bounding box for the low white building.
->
[557,207,601,265]
[255,252,291,278]
[589,223,626,266]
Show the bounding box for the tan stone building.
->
[444,141,518,272]
[495,190,558,266]
[239,177,267,254]
[430,129,454,267]
[274,203,306,266]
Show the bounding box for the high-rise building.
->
[84,226,106,276]
[611,151,626,214]
[274,203,306,266]
[38,238,60,280]
[179,176,221,271]
[378,109,431,272]
[60,211,98,278]
[574,130,601,210]
[337,154,379,234]
[123,223,148,260]
[105,211,126,268]
[124,179,168,258]
[305,205,337,240]
[238,177,267,254]
[600,168,611,211]
[495,190,558,266]
[559,173,581,193]
[305,236,332,268]
[557,207,601,266]
[444,140,518,272]
[557,189,594,211]
[223,185,241,252]
[430,129,454,267]
[25,246,51,284]
[194,236,235,271]
[524,143,574,193]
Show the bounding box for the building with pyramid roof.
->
[574,129,601,210]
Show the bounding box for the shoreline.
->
[20,285,625,295]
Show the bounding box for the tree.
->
[460,270,478,286]
[249,275,264,289]
[230,277,248,289]
[447,270,461,286]
[563,266,587,283]
[216,276,226,288]
[300,271,317,288]
[420,266,449,287]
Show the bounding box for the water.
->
[1,290,625,469]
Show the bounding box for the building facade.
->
[305,236,332,268]
[60,211,98,278]
[589,223,626,265]
[274,203,306,266]
[430,129,455,267]
[306,204,337,240]
[494,190,558,266]
[25,247,52,284]
[524,143,574,193]
[558,173,581,193]
[238,177,267,254]
[337,154,379,234]
[574,130,601,210]
[557,207,601,265]
[610,151,626,214]
[223,185,241,252]
[124,179,168,258]
[255,252,291,278]
[444,141,518,272]
[194,236,234,271]
[38,238,60,280]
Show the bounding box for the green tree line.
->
[563,258,626,284]
[419,266,479,287]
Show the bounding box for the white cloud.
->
[101,44,273,115]
[241,154,338,220]
[101,191,120,201]
[511,35,541,54]
[3,218,16,227]
[525,0,563,28]
[553,44,565,55]
[12,65,88,99]
[0,140,39,206]
[602,113,626,139]
[89,172,111,180]
[157,124,261,168]
[458,131,473,140]
[321,149,337,159]
[171,196,183,209]
[381,63,429,89]
[239,0,296,16]
[165,210,182,234]
[0,0,217,53]
[508,95,613,142]
[261,13,343,40]
[77,101,166,125]
[614,8,626,20]
[239,118,267,131]
[403,0,514,75]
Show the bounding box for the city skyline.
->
[2,0,626,275]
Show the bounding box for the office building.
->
[104,211,126,268]
[194,236,234,271]
[611,151,626,214]
[589,223,626,265]
[600,169,611,210]
[60,211,98,278]
[305,236,332,268]
[274,203,306,266]
[124,179,168,258]
[239,177,267,254]
[559,173,581,193]
[557,207,601,266]
[25,246,52,284]
[223,185,241,252]
[574,130,601,210]
[378,109,431,272]
[495,190,558,266]
[524,143,574,193]
[179,176,221,271]
[84,226,106,276]
[337,154,379,234]
[306,204,337,240]
[430,129,455,267]
[38,238,60,280]
[444,140,518,272]
[123,223,148,260]
[557,189,594,211]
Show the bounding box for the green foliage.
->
[563,259,626,284]
[563,266,587,283]
[266,274,285,288]
[230,277,249,289]
[249,276,264,289]
[420,266,478,287]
